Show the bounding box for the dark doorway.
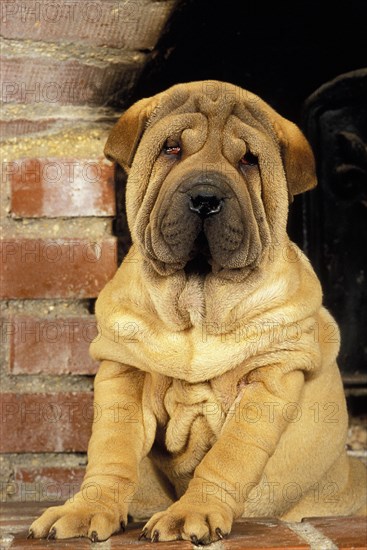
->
[124,0,367,381]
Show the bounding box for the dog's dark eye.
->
[240,151,258,166]
[163,140,181,156]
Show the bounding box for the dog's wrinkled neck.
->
[140,249,271,330]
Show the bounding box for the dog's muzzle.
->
[156,172,250,272]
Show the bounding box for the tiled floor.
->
[0,502,366,549]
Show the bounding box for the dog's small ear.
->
[104,97,156,171]
[275,118,317,200]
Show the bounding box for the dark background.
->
[134,0,366,122]
[123,0,367,386]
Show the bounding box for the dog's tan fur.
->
[30,81,366,543]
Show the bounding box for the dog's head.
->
[105,81,316,279]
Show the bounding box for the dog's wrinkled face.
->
[145,98,272,276]
[105,81,316,278]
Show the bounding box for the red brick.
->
[11,535,92,549]
[1,55,142,106]
[222,519,309,549]
[0,392,93,452]
[305,516,367,549]
[14,466,85,501]
[8,316,99,375]
[0,237,117,299]
[8,158,115,218]
[15,466,85,486]
[1,0,175,50]
[13,537,91,549]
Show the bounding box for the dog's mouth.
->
[184,231,212,276]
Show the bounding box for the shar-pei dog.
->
[30,81,366,543]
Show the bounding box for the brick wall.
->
[0,0,176,502]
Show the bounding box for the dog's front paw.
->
[141,500,232,545]
[28,499,125,542]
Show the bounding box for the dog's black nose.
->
[189,191,223,217]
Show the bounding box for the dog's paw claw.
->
[138,527,148,540]
[215,527,224,540]
[151,529,160,542]
[190,534,200,545]
[90,530,99,543]
[47,527,56,540]
[27,529,34,539]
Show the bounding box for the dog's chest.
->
[147,373,238,488]
[162,379,225,453]
[177,275,206,326]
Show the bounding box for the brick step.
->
[0,502,366,548]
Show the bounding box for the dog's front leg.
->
[29,360,153,542]
[143,366,305,544]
